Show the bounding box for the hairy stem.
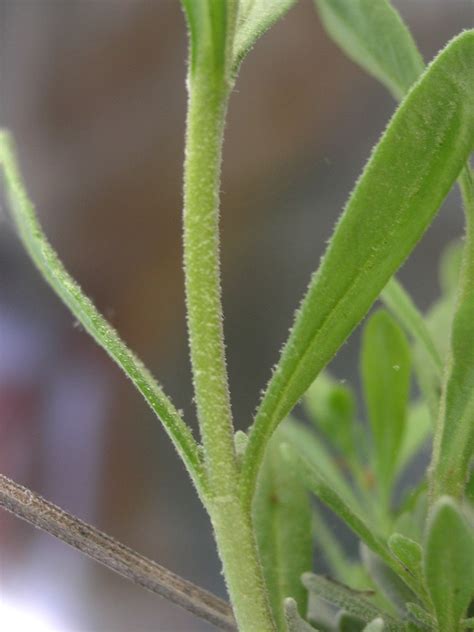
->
[183,73,236,496]
[183,67,275,631]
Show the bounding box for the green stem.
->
[183,70,275,632]
[183,71,236,495]
[430,166,474,502]
[458,165,474,296]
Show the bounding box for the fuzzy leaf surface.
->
[284,598,320,632]
[423,497,474,631]
[363,619,385,632]
[254,431,312,630]
[405,603,436,631]
[360,544,416,614]
[233,0,296,70]
[242,31,474,507]
[302,575,401,631]
[282,418,360,509]
[361,310,411,502]
[304,372,358,459]
[283,445,397,573]
[387,533,423,584]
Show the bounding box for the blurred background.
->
[0,1,472,630]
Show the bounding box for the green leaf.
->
[361,310,411,503]
[282,444,400,576]
[302,575,401,631]
[314,0,424,100]
[312,505,355,584]
[234,429,248,467]
[387,533,423,584]
[423,497,474,631]
[380,278,442,374]
[304,372,358,458]
[284,598,320,632]
[405,603,436,631]
[253,431,312,630]
[241,30,474,509]
[363,619,385,632]
[232,0,297,70]
[360,544,416,614]
[0,132,205,494]
[462,617,474,630]
[282,418,361,510]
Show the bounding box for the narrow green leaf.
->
[363,619,385,632]
[282,418,363,513]
[307,596,338,632]
[283,444,396,573]
[253,431,312,630]
[302,575,401,631]
[232,0,297,71]
[313,0,474,504]
[0,131,205,494]
[304,372,358,458]
[314,0,424,100]
[405,603,436,631]
[360,544,416,614]
[314,0,445,432]
[387,533,423,584]
[361,310,411,503]
[380,279,442,374]
[284,598,320,632]
[423,497,474,631]
[285,443,424,599]
[242,31,474,509]
[312,505,354,583]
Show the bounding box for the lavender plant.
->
[0,1,473,631]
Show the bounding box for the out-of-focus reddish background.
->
[0,1,472,630]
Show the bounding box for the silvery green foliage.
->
[1,0,473,630]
